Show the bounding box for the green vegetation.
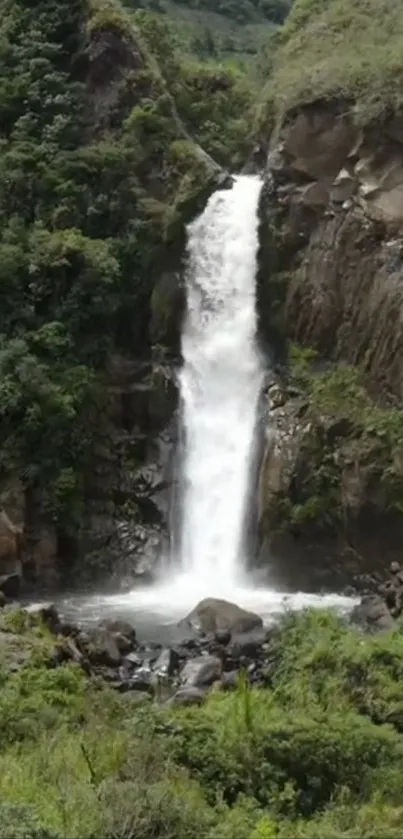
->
[258,0,403,124]
[272,346,403,531]
[3,608,403,836]
[0,0,256,564]
[133,10,256,166]
[124,0,293,63]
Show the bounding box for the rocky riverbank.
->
[2,588,403,838]
[0,582,398,711]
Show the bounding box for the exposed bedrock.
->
[257,101,403,584]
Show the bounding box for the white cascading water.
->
[54,175,358,630]
[177,175,264,587]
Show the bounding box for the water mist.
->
[55,176,357,629]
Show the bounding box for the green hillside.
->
[124,0,293,60]
[260,0,403,124]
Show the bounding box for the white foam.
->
[177,175,264,585]
[59,574,357,628]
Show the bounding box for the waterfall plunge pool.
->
[28,176,359,641]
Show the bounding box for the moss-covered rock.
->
[258,348,403,586]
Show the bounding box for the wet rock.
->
[150,273,185,357]
[37,604,62,634]
[124,651,144,667]
[85,627,121,667]
[58,621,78,638]
[100,618,136,643]
[0,591,7,608]
[214,629,231,646]
[350,595,396,631]
[66,637,91,673]
[180,654,222,688]
[228,628,267,660]
[180,598,263,636]
[0,509,23,577]
[0,573,20,599]
[220,670,239,690]
[99,618,137,654]
[169,687,206,706]
[129,666,154,693]
[153,647,180,678]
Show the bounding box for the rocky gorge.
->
[2,0,403,606]
[255,104,403,587]
[3,0,403,835]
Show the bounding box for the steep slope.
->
[257,0,403,585]
[0,0,227,588]
[124,0,293,61]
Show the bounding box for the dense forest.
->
[0,0,256,582]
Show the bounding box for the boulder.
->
[128,666,154,693]
[0,573,20,599]
[99,618,137,654]
[169,687,206,706]
[100,618,136,642]
[179,598,263,636]
[220,670,239,691]
[214,628,231,646]
[85,627,122,667]
[153,647,180,678]
[27,603,62,634]
[124,651,143,668]
[179,654,221,688]
[228,628,267,660]
[350,595,396,632]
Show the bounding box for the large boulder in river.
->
[179,598,263,636]
[350,595,395,632]
[180,655,222,688]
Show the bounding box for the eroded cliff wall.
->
[257,103,403,587]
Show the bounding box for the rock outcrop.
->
[258,103,403,400]
[257,101,403,582]
[350,561,403,632]
[257,366,403,588]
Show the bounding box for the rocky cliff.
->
[257,103,403,588]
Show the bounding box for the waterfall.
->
[177,175,264,587]
[55,175,359,625]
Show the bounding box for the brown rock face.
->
[256,385,403,589]
[80,22,145,136]
[259,102,403,400]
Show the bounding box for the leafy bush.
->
[3,610,403,836]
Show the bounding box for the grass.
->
[3,608,403,835]
[260,0,403,125]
